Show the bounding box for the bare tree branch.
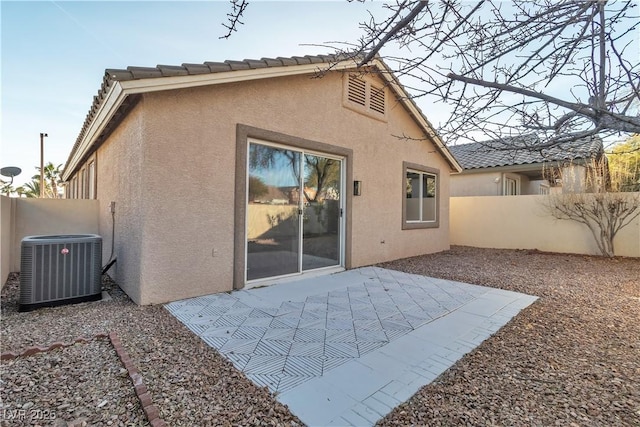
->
[359,1,428,66]
[341,0,640,148]
[220,0,249,39]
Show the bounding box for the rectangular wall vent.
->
[347,75,367,106]
[369,85,386,114]
[345,74,386,117]
[20,234,102,312]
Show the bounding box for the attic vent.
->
[370,85,386,114]
[344,74,387,118]
[347,75,367,107]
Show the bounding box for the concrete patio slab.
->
[165,266,537,427]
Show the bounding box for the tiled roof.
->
[104,54,348,81]
[63,52,462,179]
[64,54,361,176]
[448,136,604,170]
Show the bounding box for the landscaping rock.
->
[2,247,638,426]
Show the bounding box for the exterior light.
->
[354,180,362,196]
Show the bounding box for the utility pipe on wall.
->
[39,132,48,198]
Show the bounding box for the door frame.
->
[245,139,345,282]
[234,124,353,290]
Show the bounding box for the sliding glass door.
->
[246,141,343,281]
[302,153,341,270]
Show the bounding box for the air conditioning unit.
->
[20,234,102,312]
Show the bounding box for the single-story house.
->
[448,137,605,196]
[61,53,462,305]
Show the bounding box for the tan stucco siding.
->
[63,71,451,304]
[346,102,451,267]
[130,72,450,304]
[92,103,146,303]
[138,89,237,304]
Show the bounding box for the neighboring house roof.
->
[449,137,604,171]
[62,53,462,181]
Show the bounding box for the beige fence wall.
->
[1,197,12,288]
[450,194,640,257]
[0,196,100,286]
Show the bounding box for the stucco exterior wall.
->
[451,172,503,196]
[451,195,640,257]
[70,71,453,305]
[451,171,542,196]
[524,179,547,195]
[92,103,146,303]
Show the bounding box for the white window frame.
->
[502,174,521,196]
[402,162,439,230]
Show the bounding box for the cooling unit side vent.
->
[19,234,103,312]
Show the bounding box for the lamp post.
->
[40,132,48,198]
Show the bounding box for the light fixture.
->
[353,180,362,196]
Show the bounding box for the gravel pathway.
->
[2,247,639,426]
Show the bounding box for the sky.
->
[2,1,636,189]
[1,0,395,188]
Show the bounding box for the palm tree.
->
[19,163,63,198]
[19,181,41,198]
[41,162,63,198]
[1,179,15,196]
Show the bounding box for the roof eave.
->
[62,58,362,181]
[62,82,126,181]
[370,58,463,173]
[117,59,360,95]
[63,55,463,181]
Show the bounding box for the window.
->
[402,162,439,229]
[503,174,520,196]
[79,168,86,199]
[343,74,387,119]
[88,161,96,199]
[71,177,77,199]
[539,184,550,195]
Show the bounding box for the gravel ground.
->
[1,275,301,426]
[1,339,146,426]
[1,246,638,426]
[378,246,640,427]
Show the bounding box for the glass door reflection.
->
[302,154,341,270]
[246,143,301,281]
